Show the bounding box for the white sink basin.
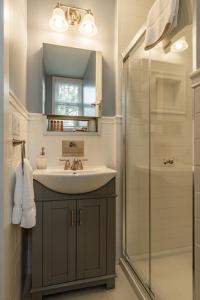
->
[33,166,117,194]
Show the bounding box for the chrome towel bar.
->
[12,138,26,174]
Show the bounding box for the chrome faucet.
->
[60,158,87,170]
[71,158,88,170]
[71,158,79,170]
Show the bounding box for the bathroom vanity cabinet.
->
[31,178,116,300]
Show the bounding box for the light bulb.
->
[171,37,189,53]
[49,7,68,32]
[79,12,97,37]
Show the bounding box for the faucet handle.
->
[59,158,71,170]
[78,158,88,170]
[65,160,71,170]
[77,160,83,170]
[77,158,88,170]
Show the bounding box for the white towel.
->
[12,159,36,229]
[144,0,180,50]
[12,162,23,224]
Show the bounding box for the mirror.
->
[43,43,102,118]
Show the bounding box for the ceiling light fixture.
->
[171,37,189,53]
[49,2,98,36]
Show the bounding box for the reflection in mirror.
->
[43,43,102,118]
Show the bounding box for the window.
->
[52,77,83,116]
[83,85,96,116]
[52,76,96,117]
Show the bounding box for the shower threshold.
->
[120,257,153,300]
[120,251,193,300]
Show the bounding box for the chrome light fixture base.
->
[66,8,81,26]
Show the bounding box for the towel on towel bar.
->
[144,0,179,50]
[12,159,36,228]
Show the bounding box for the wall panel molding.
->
[9,90,28,119]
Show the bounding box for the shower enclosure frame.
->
[120,24,195,300]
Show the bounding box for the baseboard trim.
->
[31,274,116,295]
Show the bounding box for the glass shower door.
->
[124,24,193,300]
[124,35,151,289]
[149,25,193,300]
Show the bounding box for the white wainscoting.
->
[7,91,28,300]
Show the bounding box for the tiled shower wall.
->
[192,69,200,300]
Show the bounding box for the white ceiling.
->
[43,43,94,78]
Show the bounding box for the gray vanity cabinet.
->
[77,198,107,280]
[31,178,116,300]
[43,201,76,286]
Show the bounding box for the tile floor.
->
[44,266,139,300]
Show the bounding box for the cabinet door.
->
[77,198,107,280]
[43,201,76,286]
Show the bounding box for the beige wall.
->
[117,0,154,54]
[194,0,200,69]
[9,0,27,106]
[0,0,10,298]
[0,0,28,299]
